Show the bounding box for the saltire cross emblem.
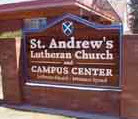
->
[62,21,74,36]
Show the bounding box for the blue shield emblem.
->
[62,21,74,36]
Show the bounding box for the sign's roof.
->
[0,0,121,22]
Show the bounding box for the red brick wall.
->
[23,86,121,115]
[0,38,22,104]
[121,35,138,118]
[0,19,22,33]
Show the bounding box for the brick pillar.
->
[121,35,138,118]
[0,38,22,104]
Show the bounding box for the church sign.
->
[24,14,122,88]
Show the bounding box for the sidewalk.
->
[0,105,75,119]
[0,103,121,119]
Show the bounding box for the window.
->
[24,18,47,31]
